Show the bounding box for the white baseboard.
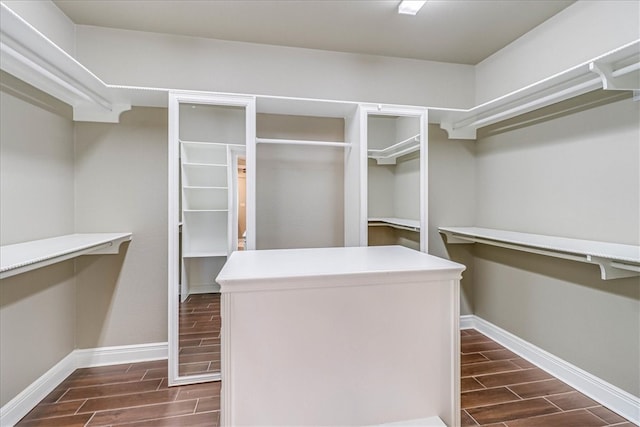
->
[74,342,168,367]
[0,342,167,427]
[0,351,77,427]
[462,315,639,425]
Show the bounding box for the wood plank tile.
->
[545,391,599,410]
[587,406,629,424]
[508,379,574,399]
[475,369,553,389]
[510,358,536,369]
[461,360,521,377]
[16,413,93,426]
[461,409,479,427]
[126,359,168,372]
[112,411,219,426]
[60,379,163,401]
[195,396,221,413]
[462,341,505,354]
[79,389,180,412]
[60,371,146,388]
[461,334,494,345]
[462,387,521,409]
[466,398,560,425]
[462,377,486,392]
[175,381,222,400]
[504,409,607,426]
[480,349,519,361]
[20,400,85,421]
[86,400,198,426]
[462,353,490,365]
[460,387,521,409]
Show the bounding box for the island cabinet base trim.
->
[460,315,640,425]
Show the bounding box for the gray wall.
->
[0,72,76,406]
[472,96,640,396]
[475,0,640,104]
[74,25,475,109]
[74,107,168,348]
[428,125,477,316]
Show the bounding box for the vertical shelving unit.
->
[175,97,250,300]
[169,92,255,386]
[361,106,428,252]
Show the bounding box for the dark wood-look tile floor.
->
[460,329,636,427]
[16,329,637,426]
[178,293,220,377]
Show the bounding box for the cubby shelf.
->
[183,252,228,258]
[430,39,640,139]
[0,233,132,279]
[439,226,640,280]
[256,137,349,148]
[369,217,420,232]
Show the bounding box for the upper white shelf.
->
[368,134,420,165]
[369,217,420,232]
[439,226,640,280]
[256,137,350,148]
[0,3,168,122]
[430,40,640,139]
[0,233,133,279]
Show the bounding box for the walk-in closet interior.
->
[1,1,639,426]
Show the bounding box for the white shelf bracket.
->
[440,121,477,140]
[587,256,640,280]
[88,234,132,255]
[589,61,640,91]
[73,103,132,123]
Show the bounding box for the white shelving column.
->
[168,92,255,386]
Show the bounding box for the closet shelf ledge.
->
[430,39,640,140]
[367,134,420,164]
[438,226,640,280]
[256,137,350,148]
[369,217,420,232]
[0,233,132,279]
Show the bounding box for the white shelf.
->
[439,226,640,280]
[369,217,420,232]
[0,233,132,279]
[0,3,132,123]
[183,187,228,210]
[183,251,228,258]
[368,134,420,164]
[181,141,229,164]
[256,137,349,148]
[430,40,640,139]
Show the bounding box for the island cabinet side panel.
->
[221,275,460,426]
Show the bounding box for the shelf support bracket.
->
[589,61,640,91]
[587,256,640,280]
[440,121,477,140]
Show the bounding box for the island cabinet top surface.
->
[216,245,465,292]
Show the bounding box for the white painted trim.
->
[0,351,77,427]
[0,343,168,427]
[74,342,167,368]
[463,315,640,425]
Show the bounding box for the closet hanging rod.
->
[255,138,350,148]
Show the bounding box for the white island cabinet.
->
[216,245,465,427]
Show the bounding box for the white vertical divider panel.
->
[359,104,429,252]
[167,91,255,387]
[343,110,361,247]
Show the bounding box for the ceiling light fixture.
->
[398,0,427,15]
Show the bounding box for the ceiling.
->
[54,0,575,65]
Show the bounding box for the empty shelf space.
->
[1,233,132,279]
[439,226,640,280]
[369,217,420,232]
[256,137,349,148]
